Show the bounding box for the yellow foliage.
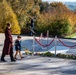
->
[0,0,21,34]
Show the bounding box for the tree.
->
[7,0,40,28]
[39,2,50,13]
[0,0,20,34]
[2,1,76,36]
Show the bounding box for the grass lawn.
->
[65,33,76,38]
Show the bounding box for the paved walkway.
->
[0,55,76,75]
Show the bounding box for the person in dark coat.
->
[1,23,16,62]
[30,17,36,35]
[14,35,24,59]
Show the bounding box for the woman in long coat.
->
[1,23,15,62]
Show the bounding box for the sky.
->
[42,0,76,2]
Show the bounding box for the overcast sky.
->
[42,0,76,2]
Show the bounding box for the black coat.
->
[30,18,35,27]
[15,39,21,51]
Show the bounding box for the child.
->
[14,35,24,59]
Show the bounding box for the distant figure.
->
[1,23,16,62]
[14,35,24,59]
[30,17,36,35]
[30,17,35,29]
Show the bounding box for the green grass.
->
[65,33,76,38]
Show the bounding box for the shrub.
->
[56,53,76,60]
[35,52,43,56]
[50,19,72,36]
[43,52,54,57]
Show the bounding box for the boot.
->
[11,59,16,62]
[1,55,6,62]
[10,55,16,62]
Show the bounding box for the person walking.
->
[1,23,16,62]
[14,35,24,59]
[30,16,36,35]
